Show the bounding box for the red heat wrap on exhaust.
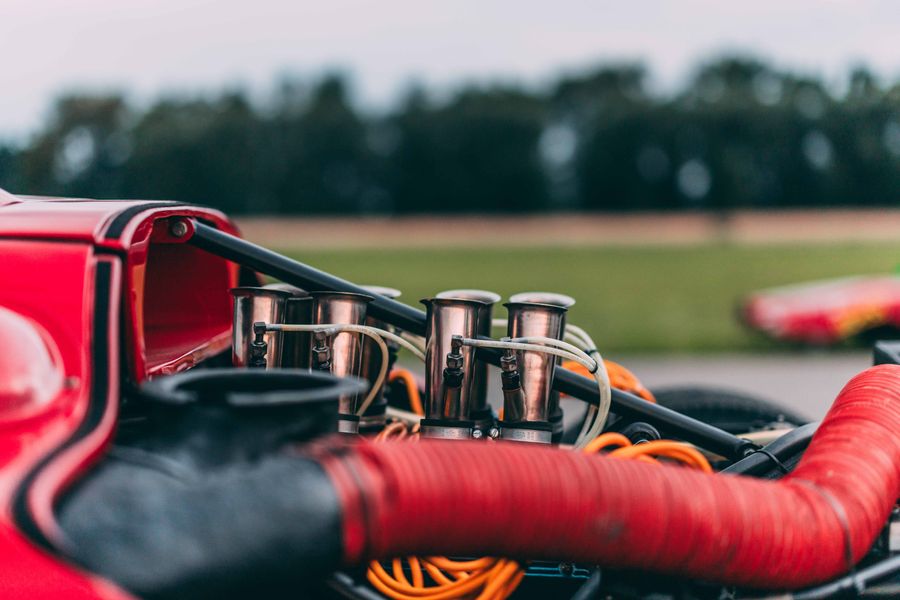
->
[318,365,900,589]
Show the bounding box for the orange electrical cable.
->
[475,560,521,600]
[421,560,456,585]
[497,570,525,600]
[368,559,503,600]
[609,440,713,472]
[426,557,497,572]
[393,558,412,587]
[585,434,713,473]
[582,432,631,454]
[367,423,520,600]
[562,359,656,403]
[408,557,425,588]
[389,369,425,416]
[376,421,410,442]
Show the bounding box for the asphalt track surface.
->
[618,351,872,420]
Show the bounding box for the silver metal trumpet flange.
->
[310,291,374,423]
[508,292,576,309]
[230,287,291,368]
[263,282,309,297]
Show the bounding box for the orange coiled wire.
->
[582,432,713,472]
[562,359,656,403]
[367,365,704,599]
[389,369,425,416]
[370,423,524,600]
[371,374,523,600]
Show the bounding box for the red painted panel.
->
[0,241,130,598]
[0,200,145,241]
[118,213,239,380]
[0,197,243,596]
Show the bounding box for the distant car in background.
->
[741,274,900,344]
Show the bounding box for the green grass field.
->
[280,243,900,353]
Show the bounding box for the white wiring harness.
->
[267,318,609,448]
[264,323,425,416]
[461,333,611,449]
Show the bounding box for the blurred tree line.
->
[3,56,900,214]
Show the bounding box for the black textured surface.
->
[58,452,343,599]
[653,385,808,434]
[57,369,352,599]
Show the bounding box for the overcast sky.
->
[2,0,899,140]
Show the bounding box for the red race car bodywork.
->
[742,275,900,344]
[0,192,241,598]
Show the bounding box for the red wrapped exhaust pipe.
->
[318,365,900,589]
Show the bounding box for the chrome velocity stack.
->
[358,285,403,433]
[435,289,500,430]
[508,292,575,443]
[231,287,290,369]
[503,297,570,443]
[310,291,374,433]
[421,297,487,439]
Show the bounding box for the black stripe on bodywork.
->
[12,261,114,551]
[103,202,184,239]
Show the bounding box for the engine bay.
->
[2,204,898,600]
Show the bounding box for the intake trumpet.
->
[358,285,403,432]
[263,284,316,370]
[421,296,488,439]
[435,289,500,429]
[502,295,571,443]
[230,287,290,369]
[310,291,374,433]
[508,292,575,442]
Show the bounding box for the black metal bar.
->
[723,422,818,477]
[188,220,753,459]
[555,364,755,459]
[189,221,427,335]
[474,344,754,458]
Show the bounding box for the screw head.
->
[169,219,189,238]
[471,429,484,440]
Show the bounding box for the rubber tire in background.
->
[651,386,809,434]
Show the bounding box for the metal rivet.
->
[169,220,189,238]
